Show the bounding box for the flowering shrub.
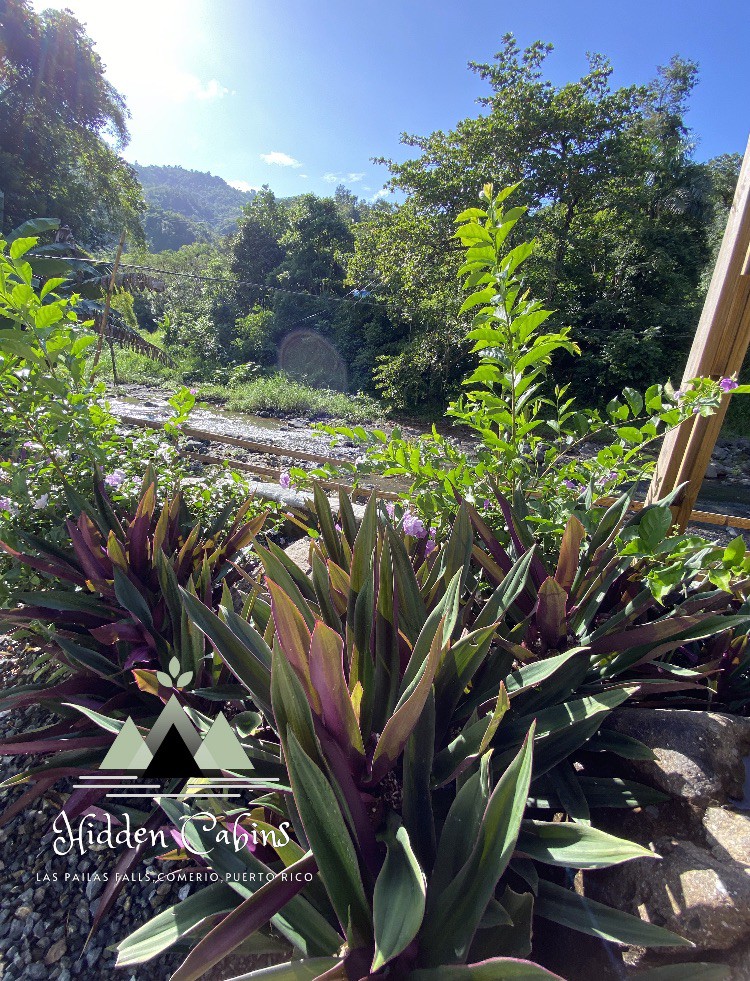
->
[308,185,746,553]
[0,232,276,603]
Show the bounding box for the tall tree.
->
[356,36,714,403]
[0,0,144,246]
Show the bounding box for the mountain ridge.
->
[135,163,257,251]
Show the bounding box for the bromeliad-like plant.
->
[113,486,708,980]
[468,484,750,707]
[0,471,265,822]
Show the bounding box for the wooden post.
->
[90,230,126,378]
[648,136,750,529]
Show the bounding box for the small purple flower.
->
[279,472,291,490]
[673,387,685,401]
[563,479,584,494]
[104,469,126,489]
[596,470,618,487]
[424,538,436,557]
[385,501,396,519]
[335,522,342,533]
[719,377,738,393]
[189,387,198,395]
[402,513,427,538]
[482,499,491,510]
[0,496,16,515]
[22,441,34,450]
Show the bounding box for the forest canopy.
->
[0,7,741,412]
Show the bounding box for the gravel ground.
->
[0,642,283,981]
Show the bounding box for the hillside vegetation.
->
[136,163,257,249]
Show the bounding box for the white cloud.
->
[261,151,303,168]
[164,71,231,102]
[323,171,366,184]
[228,180,257,193]
[371,188,391,201]
[299,174,309,179]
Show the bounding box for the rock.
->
[85,876,104,901]
[283,538,312,575]
[703,807,750,866]
[603,709,750,806]
[44,939,66,965]
[85,944,102,968]
[585,837,750,952]
[14,907,32,921]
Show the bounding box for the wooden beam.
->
[117,414,351,467]
[648,136,750,529]
[115,413,750,529]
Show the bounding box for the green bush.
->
[104,491,731,977]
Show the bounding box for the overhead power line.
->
[26,254,389,310]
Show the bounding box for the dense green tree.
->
[356,36,716,403]
[229,187,289,309]
[276,194,352,293]
[0,0,144,246]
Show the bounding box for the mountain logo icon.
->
[99,659,253,778]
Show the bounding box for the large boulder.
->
[283,538,312,575]
[603,709,750,807]
[703,807,750,867]
[584,836,750,952]
[581,708,750,971]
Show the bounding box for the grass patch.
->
[202,373,383,422]
[91,331,183,387]
[92,337,383,423]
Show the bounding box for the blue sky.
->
[34,0,750,200]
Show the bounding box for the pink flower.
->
[720,377,738,393]
[279,472,291,489]
[403,513,427,538]
[385,501,395,519]
[189,387,198,395]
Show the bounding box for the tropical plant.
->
[0,227,216,600]
[10,216,173,366]
[0,473,265,822]
[108,487,725,979]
